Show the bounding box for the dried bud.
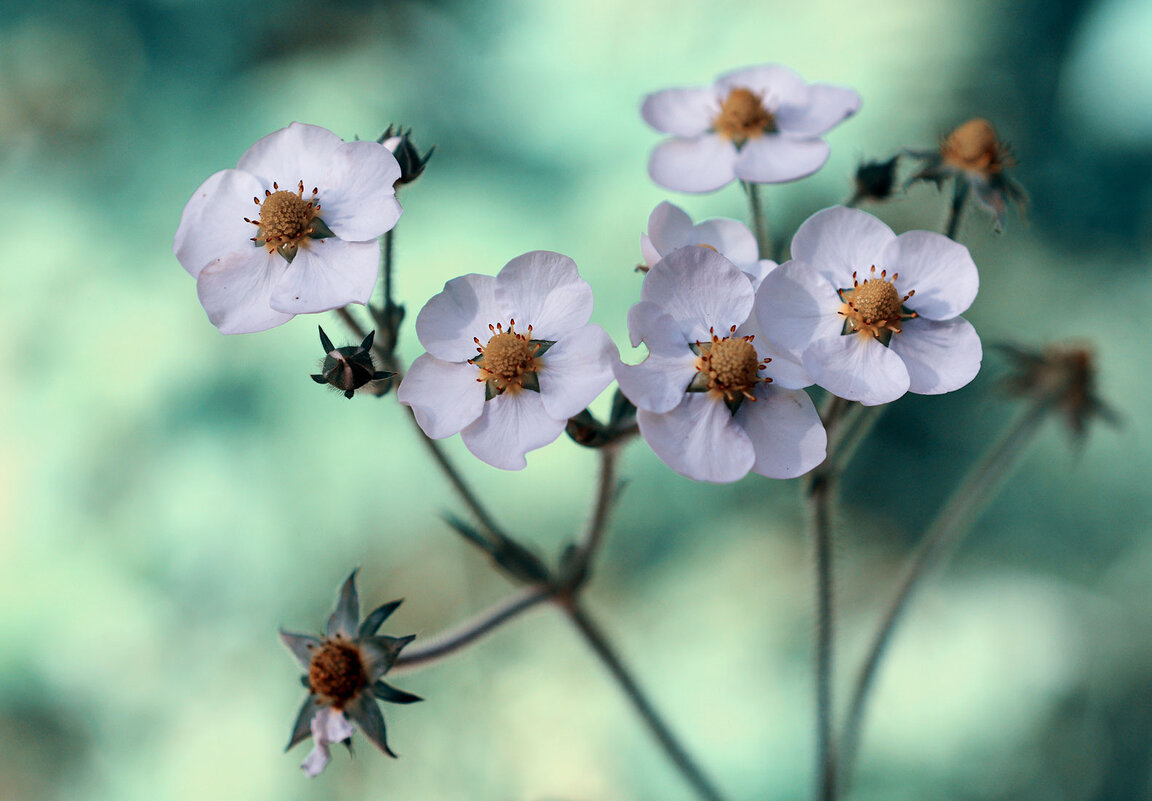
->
[311,326,393,399]
[378,125,435,187]
[851,155,900,204]
[1000,343,1118,441]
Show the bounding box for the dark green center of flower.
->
[714,88,776,143]
[309,639,365,705]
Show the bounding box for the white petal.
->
[775,83,861,137]
[537,324,616,420]
[397,354,486,439]
[461,390,566,470]
[881,230,979,320]
[318,140,403,241]
[734,135,830,184]
[754,260,842,356]
[614,353,698,414]
[637,395,755,483]
[741,259,779,291]
[269,238,378,314]
[803,334,910,406]
[174,169,265,278]
[641,247,754,342]
[890,317,982,395]
[648,135,738,193]
[237,122,344,192]
[415,273,504,362]
[715,64,808,107]
[790,206,896,285]
[693,217,760,265]
[196,249,295,334]
[640,233,662,267]
[302,707,354,777]
[732,305,812,389]
[640,87,719,137]
[496,251,594,339]
[737,385,827,479]
[646,201,695,258]
[626,301,690,353]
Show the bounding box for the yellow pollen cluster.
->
[244,180,322,259]
[838,267,917,344]
[470,321,541,396]
[713,87,776,143]
[308,639,365,706]
[940,118,1013,175]
[693,325,770,403]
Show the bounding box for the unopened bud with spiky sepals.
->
[999,343,1119,442]
[378,125,435,187]
[311,326,393,399]
[850,155,901,205]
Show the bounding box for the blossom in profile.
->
[398,251,616,470]
[907,118,1027,231]
[280,571,420,777]
[641,64,860,193]
[615,246,825,483]
[756,206,982,406]
[640,201,776,285]
[310,326,393,398]
[174,122,402,334]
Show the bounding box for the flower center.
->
[308,639,365,706]
[713,87,776,144]
[688,326,771,413]
[244,180,327,263]
[469,320,549,398]
[940,118,1009,175]
[838,267,918,346]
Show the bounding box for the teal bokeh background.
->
[2,0,1150,799]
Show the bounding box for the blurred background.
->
[1,0,1149,798]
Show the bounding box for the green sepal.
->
[307,216,336,240]
[372,680,423,705]
[521,371,541,393]
[686,371,712,393]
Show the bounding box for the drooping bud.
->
[1000,343,1119,441]
[378,125,435,187]
[311,326,394,399]
[850,155,900,204]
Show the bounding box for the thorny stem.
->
[562,601,729,801]
[838,399,1052,786]
[392,586,551,673]
[944,179,970,240]
[742,180,771,258]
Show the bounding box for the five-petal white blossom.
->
[398,251,616,470]
[641,64,860,193]
[756,206,982,406]
[174,122,403,334]
[641,201,777,285]
[615,246,826,483]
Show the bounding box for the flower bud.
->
[311,326,394,399]
[1000,343,1118,440]
[378,125,435,187]
[851,155,900,204]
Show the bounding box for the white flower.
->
[174,122,402,334]
[614,246,826,483]
[641,64,861,193]
[397,251,616,470]
[756,206,982,406]
[641,201,777,285]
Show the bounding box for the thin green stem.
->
[576,445,620,570]
[392,586,550,672]
[563,601,728,801]
[839,399,1052,785]
[742,180,771,257]
[382,228,395,312]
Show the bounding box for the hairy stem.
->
[839,399,1051,784]
[944,179,970,240]
[392,586,551,672]
[563,601,728,801]
[742,180,771,258]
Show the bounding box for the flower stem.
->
[742,180,771,258]
[382,227,395,312]
[838,398,1052,786]
[944,179,970,240]
[562,600,729,801]
[392,586,551,672]
[568,445,621,581]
